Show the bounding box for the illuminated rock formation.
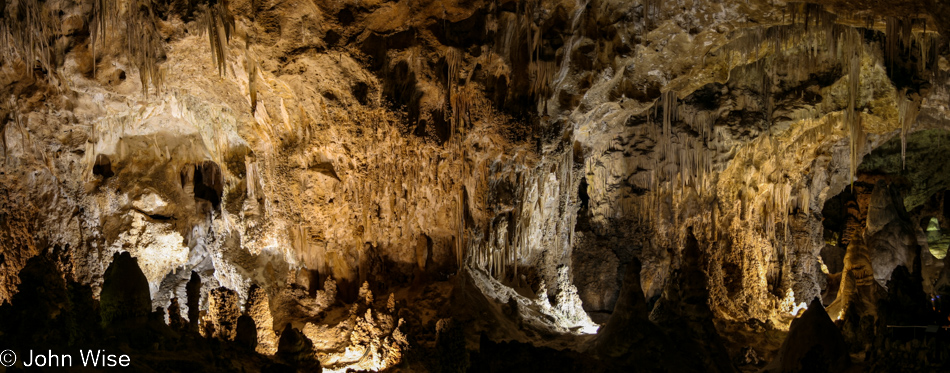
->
[246,284,279,354]
[764,298,851,373]
[208,286,241,340]
[1,0,949,371]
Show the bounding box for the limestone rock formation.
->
[209,286,241,340]
[0,254,78,347]
[236,314,259,350]
[593,258,708,372]
[827,232,886,322]
[650,230,737,373]
[276,323,321,371]
[1,0,950,371]
[99,252,152,327]
[865,180,920,286]
[246,284,279,354]
[764,298,851,373]
[168,297,187,330]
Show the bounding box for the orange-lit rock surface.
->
[1,0,950,371]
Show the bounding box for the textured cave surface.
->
[1,0,950,371]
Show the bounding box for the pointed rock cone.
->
[764,298,851,373]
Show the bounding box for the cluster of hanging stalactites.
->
[467,146,575,281]
[563,3,885,247]
[89,0,168,95]
[487,0,555,106]
[1,0,240,95]
[592,87,719,233]
[464,2,944,272]
[450,0,562,273]
[634,3,939,238]
[0,0,59,75]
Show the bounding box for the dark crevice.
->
[93,154,114,179]
[148,213,173,221]
[194,161,224,210]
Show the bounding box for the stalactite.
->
[86,0,168,94]
[1,0,58,75]
[897,89,922,169]
[127,1,163,95]
[563,147,573,252]
[885,17,899,71]
[900,17,913,56]
[661,91,676,147]
[781,182,791,240]
[91,0,119,79]
[644,0,661,29]
[800,185,810,217]
[247,45,259,114]
[552,0,588,92]
[531,61,555,99]
[446,46,466,271]
[202,0,235,77]
[845,28,862,189]
[712,203,719,241]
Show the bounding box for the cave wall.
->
[0,0,949,351]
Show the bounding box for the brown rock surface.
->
[1,0,950,371]
[764,298,851,373]
[246,284,279,354]
[209,286,241,340]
